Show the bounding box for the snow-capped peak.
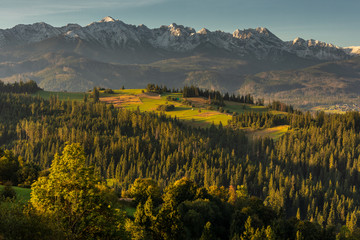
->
[0,18,358,61]
[255,27,269,34]
[292,37,305,45]
[290,37,336,47]
[169,23,179,28]
[286,37,349,60]
[344,46,360,55]
[197,28,210,35]
[100,16,116,23]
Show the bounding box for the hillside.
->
[1,17,359,110]
[239,57,360,109]
[98,89,269,126]
[31,88,288,139]
[2,80,360,238]
[3,54,360,109]
[0,51,321,93]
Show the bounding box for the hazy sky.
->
[0,0,359,47]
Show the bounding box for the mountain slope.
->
[0,17,357,63]
[0,52,190,91]
[0,17,359,109]
[238,57,360,108]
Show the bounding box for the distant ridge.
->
[0,17,359,109]
[0,17,358,61]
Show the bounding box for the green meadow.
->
[114,90,232,127]
[246,125,290,141]
[32,89,289,139]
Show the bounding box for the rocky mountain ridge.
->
[0,17,358,61]
[0,17,359,108]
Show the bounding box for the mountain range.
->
[0,16,359,108]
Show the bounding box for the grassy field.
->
[32,88,289,138]
[246,125,290,141]
[32,89,279,127]
[0,185,31,202]
[224,101,269,114]
[100,90,235,127]
[97,90,222,126]
[123,205,136,218]
[100,90,289,128]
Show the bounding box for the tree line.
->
[0,80,41,94]
[145,83,260,107]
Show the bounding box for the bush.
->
[166,96,179,102]
[182,99,192,106]
[104,89,114,94]
[0,182,16,200]
[0,201,63,239]
[156,105,175,111]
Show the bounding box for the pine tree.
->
[92,87,100,103]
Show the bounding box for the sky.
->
[0,0,359,47]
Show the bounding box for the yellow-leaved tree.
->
[30,143,129,239]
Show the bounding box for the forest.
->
[1,81,360,239]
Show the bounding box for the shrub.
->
[104,88,114,94]
[0,182,16,200]
[182,100,192,106]
[0,201,62,239]
[156,105,175,111]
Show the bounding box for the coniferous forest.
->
[1,81,360,239]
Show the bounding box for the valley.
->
[0,18,359,110]
[1,13,360,239]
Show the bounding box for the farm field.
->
[98,89,280,128]
[245,125,290,141]
[31,89,289,139]
[99,90,233,127]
